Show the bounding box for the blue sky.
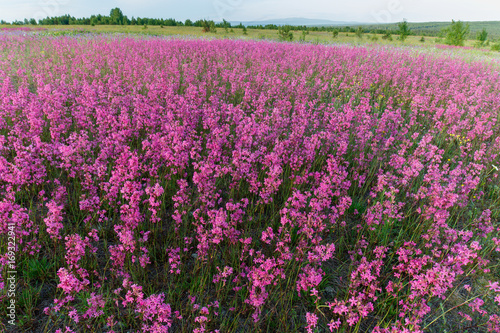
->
[1,0,499,24]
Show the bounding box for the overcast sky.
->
[1,0,499,24]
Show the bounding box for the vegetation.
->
[35,7,186,27]
[201,19,217,33]
[299,29,309,42]
[381,30,393,41]
[222,19,230,33]
[443,20,470,46]
[358,21,500,39]
[4,7,500,44]
[355,26,364,38]
[277,25,294,41]
[476,28,488,47]
[0,35,499,333]
[4,23,497,51]
[397,19,411,41]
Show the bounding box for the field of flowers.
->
[0,34,500,332]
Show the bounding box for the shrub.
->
[382,30,393,41]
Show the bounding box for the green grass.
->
[2,24,499,49]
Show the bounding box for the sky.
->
[1,0,499,24]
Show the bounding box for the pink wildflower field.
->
[0,34,500,332]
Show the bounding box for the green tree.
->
[222,19,230,32]
[443,20,470,46]
[109,7,124,25]
[476,28,488,47]
[355,26,364,38]
[201,19,210,32]
[332,28,339,38]
[277,25,293,41]
[209,20,217,33]
[299,29,309,42]
[201,19,216,33]
[397,19,411,41]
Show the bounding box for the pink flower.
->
[305,312,318,333]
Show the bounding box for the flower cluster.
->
[0,35,499,332]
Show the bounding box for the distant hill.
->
[229,17,362,27]
[355,21,500,39]
[228,18,500,40]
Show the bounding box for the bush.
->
[382,31,393,41]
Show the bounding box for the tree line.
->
[0,8,245,29]
[0,7,413,35]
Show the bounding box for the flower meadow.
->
[0,35,500,333]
